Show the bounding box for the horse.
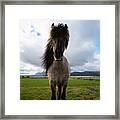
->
[42,23,70,100]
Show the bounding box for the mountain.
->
[33,71,100,77]
[70,71,100,76]
[33,72,47,76]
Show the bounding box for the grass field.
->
[20,77,100,100]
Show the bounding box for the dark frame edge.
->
[1,0,119,119]
[2,115,119,119]
[1,0,119,5]
[0,1,1,119]
[1,1,5,119]
[115,2,119,119]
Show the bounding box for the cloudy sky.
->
[20,19,100,75]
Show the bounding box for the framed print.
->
[0,0,119,119]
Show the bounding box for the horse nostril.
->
[54,50,61,59]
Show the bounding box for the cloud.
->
[66,40,96,66]
[20,20,100,73]
[65,20,100,71]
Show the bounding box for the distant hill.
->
[33,72,47,76]
[70,71,100,76]
[33,71,100,76]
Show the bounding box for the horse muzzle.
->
[54,56,62,61]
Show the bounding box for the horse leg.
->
[61,84,67,100]
[57,84,62,100]
[50,80,56,100]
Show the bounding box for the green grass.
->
[20,77,100,100]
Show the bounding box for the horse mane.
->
[42,23,69,72]
[42,39,54,72]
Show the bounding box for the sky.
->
[20,20,100,75]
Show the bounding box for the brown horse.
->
[42,23,70,100]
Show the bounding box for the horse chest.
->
[48,57,69,81]
[48,61,68,74]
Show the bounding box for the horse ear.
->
[51,23,54,28]
[65,24,68,29]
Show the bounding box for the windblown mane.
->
[42,23,69,72]
[42,39,54,72]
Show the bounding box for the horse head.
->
[50,23,69,61]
